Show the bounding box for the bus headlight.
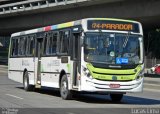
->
[136,70,144,80]
[82,66,93,79]
[136,64,144,80]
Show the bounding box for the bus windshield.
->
[84,32,142,65]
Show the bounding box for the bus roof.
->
[11,18,140,37]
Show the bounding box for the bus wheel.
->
[23,71,34,91]
[110,94,123,102]
[60,74,72,100]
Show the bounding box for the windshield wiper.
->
[123,32,131,48]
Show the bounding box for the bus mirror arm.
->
[80,38,84,47]
[80,34,85,47]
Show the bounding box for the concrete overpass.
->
[0,0,160,36]
[1,0,160,67]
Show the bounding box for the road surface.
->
[0,65,160,114]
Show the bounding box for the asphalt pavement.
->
[0,65,160,114]
[0,65,7,76]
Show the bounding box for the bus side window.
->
[18,37,26,56]
[58,30,70,54]
[11,38,18,57]
[46,32,58,55]
[18,37,21,56]
[22,37,27,56]
[46,32,51,55]
[26,36,35,56]
[11,38,15,57]
[11,39,15,57]
[43,34,47,55]
[52,32,58,54]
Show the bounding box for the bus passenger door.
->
[35,37,43,88]
[72,33,81,87]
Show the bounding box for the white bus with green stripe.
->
[8,18,144,101]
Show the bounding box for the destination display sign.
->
[87,20,140,33]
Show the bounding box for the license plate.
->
[109,84,120,88]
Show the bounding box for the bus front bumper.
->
[80,76,143,93]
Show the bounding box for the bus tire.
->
[23,71,34,91]
[110,94,123,102]
[60,74,72,100]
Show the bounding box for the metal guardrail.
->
[0,0,89,15]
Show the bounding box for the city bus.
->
[8,18,144,101]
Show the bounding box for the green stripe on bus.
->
[86,63,142,80]
[41,64,44,72]
[67,64,71,73]
[58,22,74,29]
